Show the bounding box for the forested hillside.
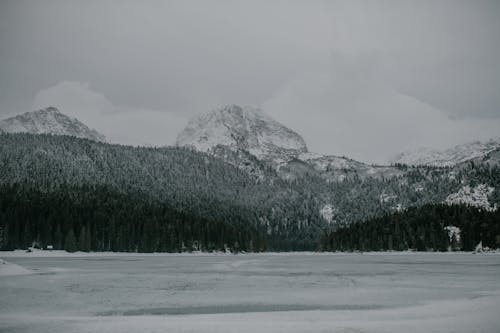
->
[321,204,500,251]
[0,133,498,252]
[0,184,265,252]
[0,133,327,251]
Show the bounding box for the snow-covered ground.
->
[1,252,499,333]
[0,259,33,277]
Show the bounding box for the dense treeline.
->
[0,184,266,252]
[321,204,500,252]
[0,133,498,252]
[0,133,326,251]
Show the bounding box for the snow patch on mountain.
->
[392,203,404,212]
[299,153,364,171]
[300,153,403,182]
[379,193,397,204]
[176,105,405,183]
[469,148,500,167]
[444,226,461,244]
[0,107,105,142]
[176,105,307,163]
[319,204,336,224]
[445,184,497,212]
[392,138,500,167]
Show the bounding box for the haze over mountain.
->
[2,2,500,164]
[0,107,105,142]
[3,105,499,174]
[175,104,500,185]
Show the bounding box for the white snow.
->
[445,184,497,211]
[0,252,499,333]
[0,107,106,142]
[392,137,500,167]
[300,154,403,181]
[444,226,461,244]
[0,259,33,276]
[392,203,404,212]
[319,204,335,224]
[379,193,397,203]
[176,105,307,162]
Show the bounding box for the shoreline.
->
[1,249,499,258]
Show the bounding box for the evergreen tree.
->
[64,229,78,253]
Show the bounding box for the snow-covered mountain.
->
[176,104,404,181]
[0,107,105,142]
[469,147,500,167]
[392,138,500,167]
[176,105,307,164]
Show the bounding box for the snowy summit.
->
[176,105,308,162]
[0,107,106,142]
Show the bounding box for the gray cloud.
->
[31,81,188,146]
[263,54,500,163]
[1,0,499,162]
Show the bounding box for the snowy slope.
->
[176,105,403,182]
[176,105,307,163]
[468,148,500,167]
[0,107,106,142]
[299,152,403,181]
[445,184,497,212]
[392,138,500,167]
[299,152,366,171]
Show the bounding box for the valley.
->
[0,105,499,252]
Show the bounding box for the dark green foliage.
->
[64,229,77,253]
[322,204,500,252]
[0,133,332,251]
[0,133,498,252]
[0,184,266,252]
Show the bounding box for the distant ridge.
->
[391,138,500,167]
[0,106,105,142]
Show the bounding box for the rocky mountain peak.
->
[176,104,308,163]
[0,107,106,142]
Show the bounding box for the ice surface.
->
[1,252,499,333]
[0,259,33,277]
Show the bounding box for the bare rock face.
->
[0,107,105,142]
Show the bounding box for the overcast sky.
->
[1,0,499,163]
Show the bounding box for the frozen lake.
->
[1,252,499,333]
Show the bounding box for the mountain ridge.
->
[176,104,405,181]
[176,104,308,164]
[391,138,500,167]
[0,107,106,142]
